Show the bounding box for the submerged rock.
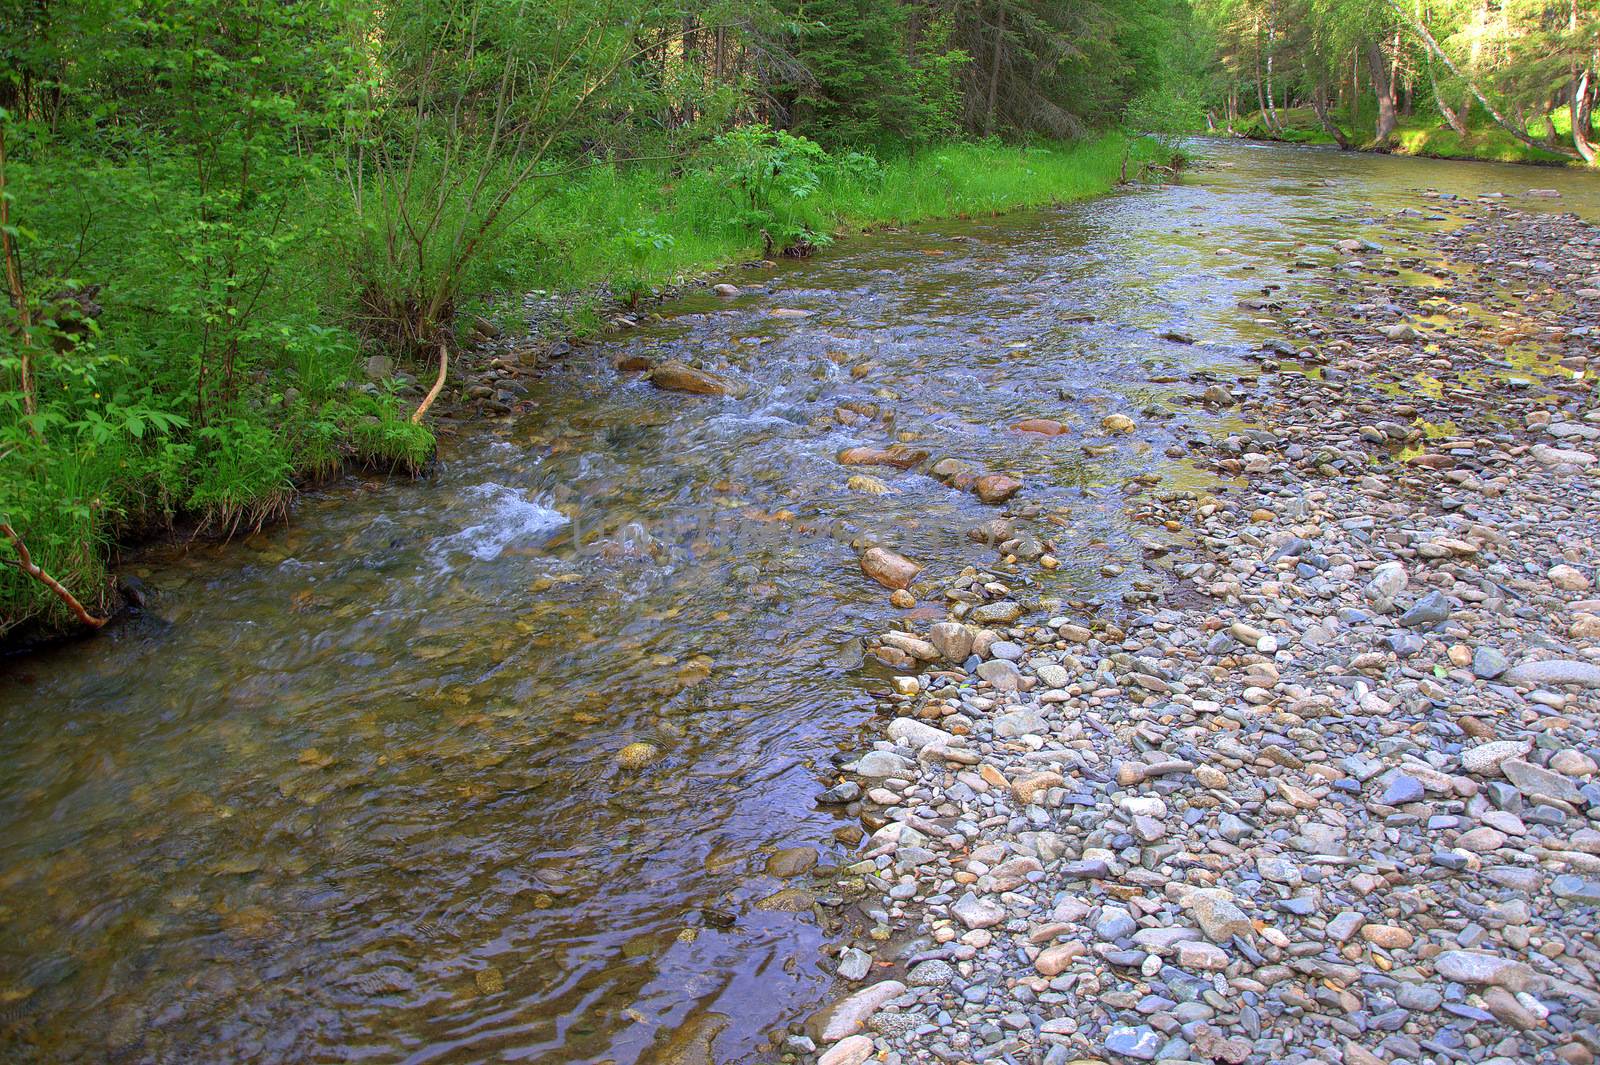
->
[838,445,927,469]
[1101,413,1136,434]
[616,742,660,770]
[765,846,819,878]
[649,361,731,395]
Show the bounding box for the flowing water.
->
[3,142,1598,1065]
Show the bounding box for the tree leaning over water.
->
[1194,0,1599,161]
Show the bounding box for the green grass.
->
[458,133,1156,325]
[1230,104,1590,166]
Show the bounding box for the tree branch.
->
[412,340,448,423]
[1,523,108,628]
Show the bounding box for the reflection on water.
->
[2,141,1598,1064]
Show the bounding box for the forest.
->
[1194,0,1600,163]
[0,0,1595,636]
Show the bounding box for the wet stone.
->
[1103,1024,1162,1061]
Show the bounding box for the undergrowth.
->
[3,130,1154,640]
[1228,105,1586,165]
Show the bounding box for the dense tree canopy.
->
[1193,0,1599,161]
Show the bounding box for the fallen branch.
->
[1,522,107,628]
[411,339,448,424]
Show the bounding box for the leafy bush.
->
[706,125,837,253]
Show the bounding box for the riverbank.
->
[1225,107,1586,166]
[799,193,1600,1061]
[2,133,1161,646]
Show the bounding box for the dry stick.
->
[412,340,448,424]
[1,523,107,629]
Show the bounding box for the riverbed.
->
[2,141,1598,1064]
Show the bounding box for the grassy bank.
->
[1228,105,1585,166]
[444,134,1157,330]
[2,133,1157,641]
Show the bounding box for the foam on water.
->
[431,482,568,563]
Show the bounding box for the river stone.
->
[1366,561,1408,605]
[651,1012,728,1065]
[1396,984,1443,1011]
[976,659,1023,691]
[755,887,814,912]
[1192,1025,1251,1064]
[1184,889,1253,942]
[994,706,1046,737]
[1549,564,1592,591]
[1462,740,1531,776]
[887,717,955,750]
[1472,647,1511,679]
[649,361,730,395]
[906,959,957,986]
[712,283,740,297]
[1530,443,1597,467]
[1502,759,1583,803]
[1103,1024,1161,1060]
[1501,659,1600,689]
[855,751,912,779]
[1012,771,1064,805]
[1034,941,1085,976]
[1101,414,1136,434]
[1133,927,1201,954]
[817,980,906,1041]
[973,473,1023,504]
[1551,875,1600,905]
[817,1036,873,1065]
[859,547,922,590]
[838,445,927,469]
[836,947,872,981]
[927,622,974,661]
[1095,905,1137,940]
[1013,418,1067,435]
[1433,951,1541,991]
[1257,856,1302,885]
[1177,940,1229,971]
[1551,749,1597,776]
[617,742,660,770]
[765,847,818,878]
[970,601,1023,625]
[952,891,1006,929]
[1380,772,1425,805]
[1398,590,1452,628]
[1034,662,1071,688]
[988,639,1024,661]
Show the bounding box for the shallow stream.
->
[3,141,1598,1063]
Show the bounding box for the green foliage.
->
[1,0,1173,638]
[1125,87,1208,156]
[777,0,965,148]
[1193,0,1596,162]
[706,125,836,250]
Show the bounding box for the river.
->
[2,141,1597,1064]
